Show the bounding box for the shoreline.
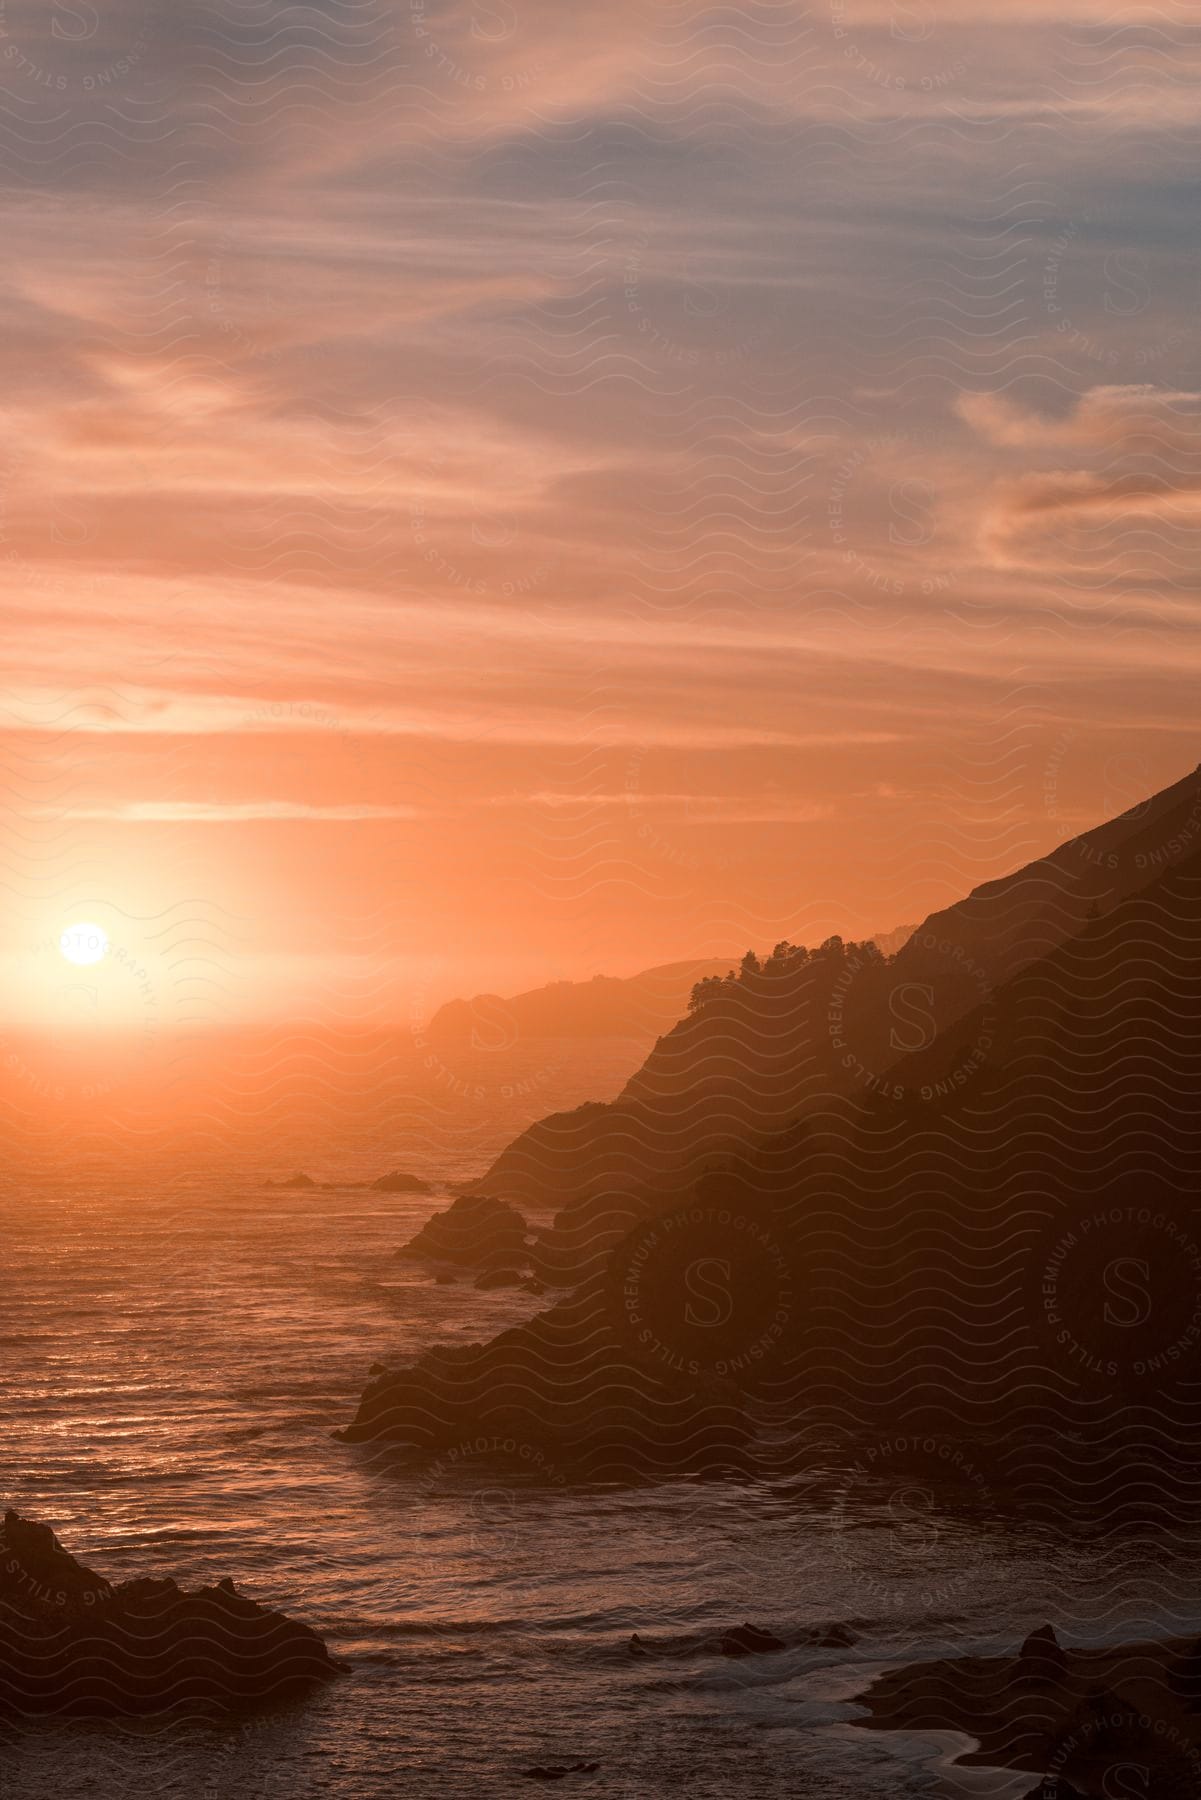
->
[851,1625,1201,1794]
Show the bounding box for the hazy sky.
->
[3,0,1200,1030]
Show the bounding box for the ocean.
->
[2,1045,1198,1799]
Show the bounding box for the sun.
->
[59,922,110,967]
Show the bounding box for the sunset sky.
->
[3,0,1200,1040]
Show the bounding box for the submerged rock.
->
[0,1511,342,1716]
[808,1622,857,1649]
[626,1621,800,1660]
[521,1761,601,1781]
[262,1171,317,1190]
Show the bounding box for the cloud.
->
[41,802,425,823]
[5,0,1201,1013]
[959,385,1201,451]
[489,792,837,824]
[967,383,1201,570]
[1001,469,1192,520]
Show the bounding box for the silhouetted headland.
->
[341,764,1201,1498]
[423,960,738,1048]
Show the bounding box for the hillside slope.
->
[423,961,736,1048]
[346,790,1201,1499]
[473,763,1201,1217]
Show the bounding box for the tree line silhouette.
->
[687,935,887,1012]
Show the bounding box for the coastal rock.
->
[1170,1638,1201,1707]
[396,1192,529,1270]
[1018,1624,1068,1684]
[370,1170,432,1194]
[474,1267,523,1290]
[0,1511,342,1716]
[626,1621,798,1660]
[718,1622,786,1657]
[857,1629,1201,1792]
[263,1170,432,1194]
[336,1281,751,1479]
[521,1762,601,1781]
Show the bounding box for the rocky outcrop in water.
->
[369,1169,432,1193]
[396,1192,529,1270]
[520,1761,601,1781]
[628,1620,853,1660]
[857,1626,1201,1793]
[0,1510,342,1715]
[1019,1624,1070,1685]
[717,1622,786,1656]
[262,1169,432,1193]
